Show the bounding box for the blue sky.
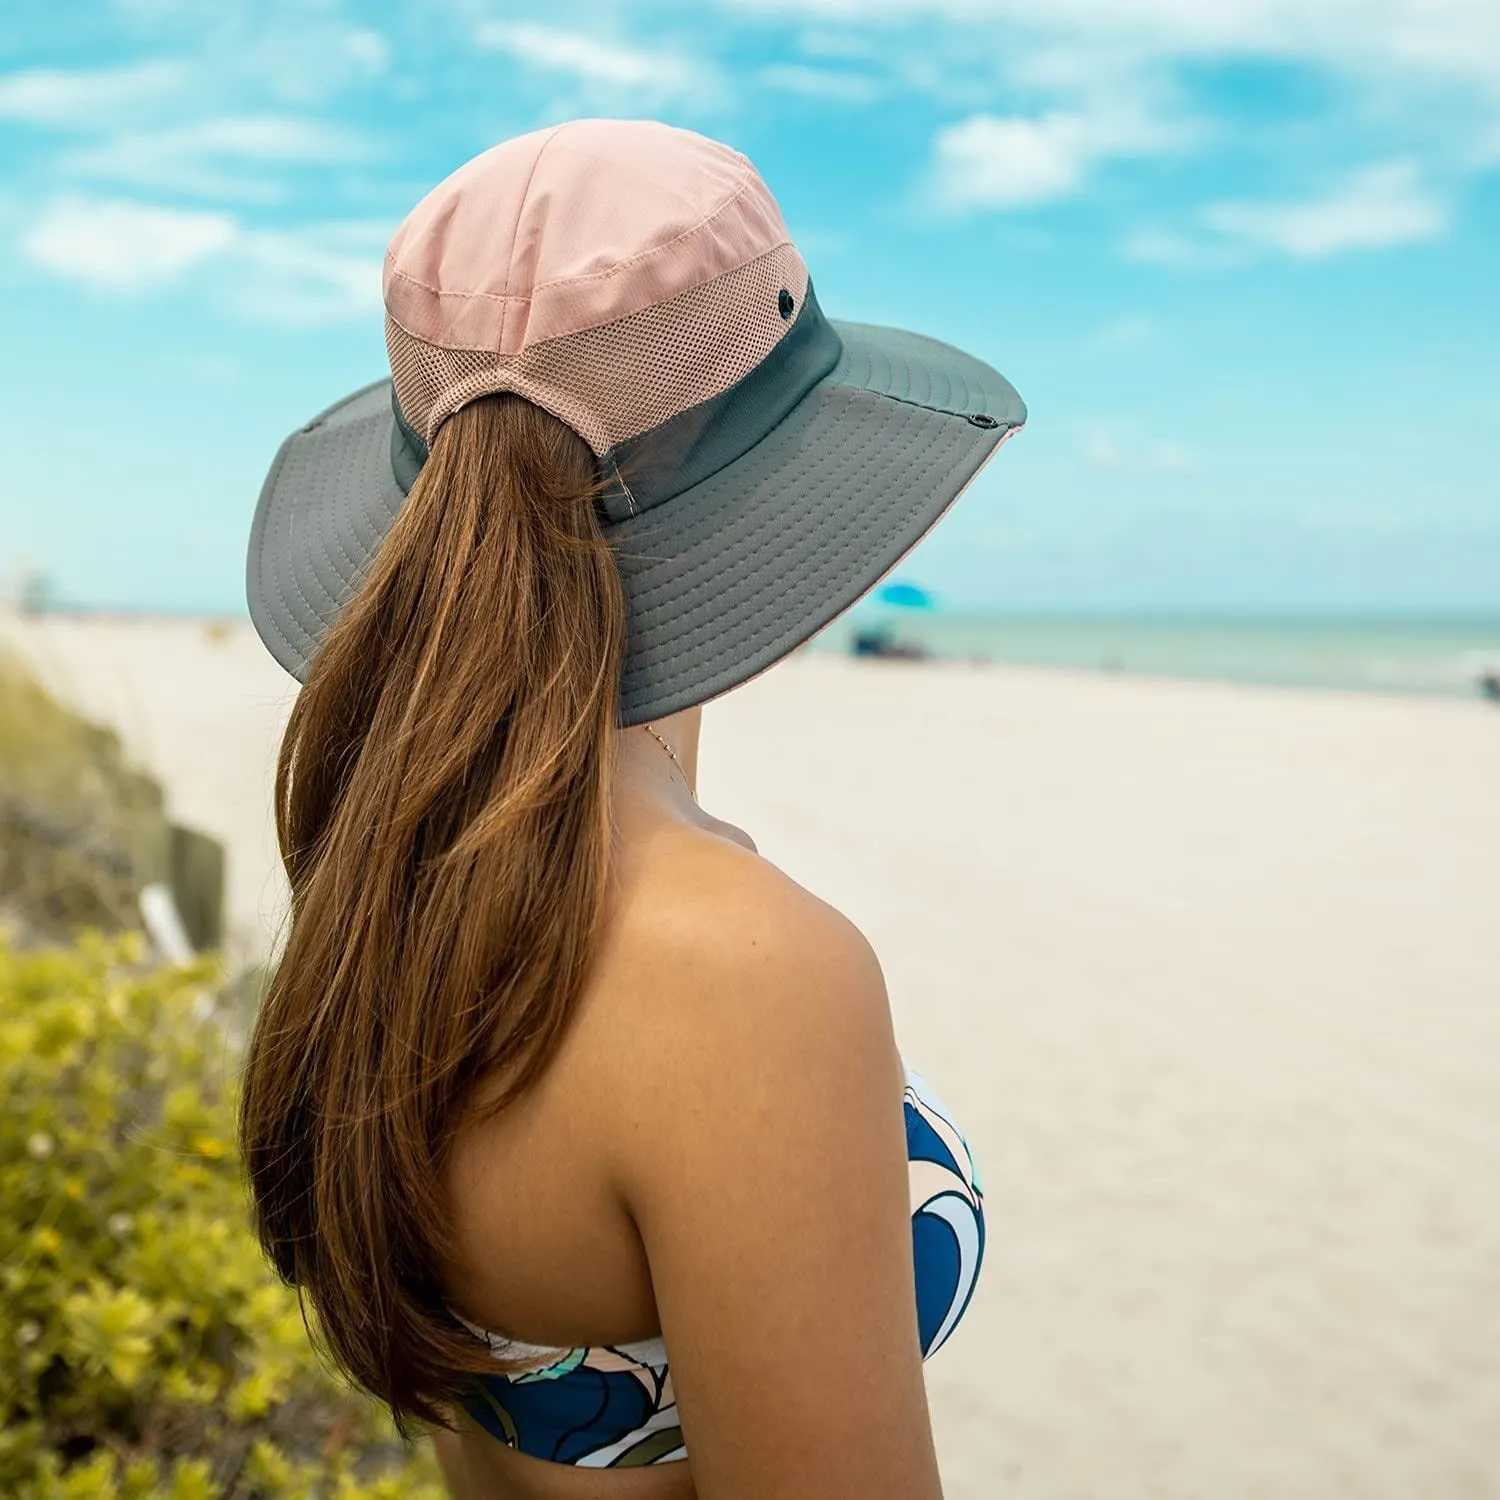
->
[1,0,1497,615]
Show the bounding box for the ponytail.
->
[238,394,627,1431]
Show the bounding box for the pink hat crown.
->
[382,118,807,455]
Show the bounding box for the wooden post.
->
[167,823,225,953]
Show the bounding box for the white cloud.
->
[22,197,236,289]
[723,0,1500,88]
[19,193,381,321]
[229,19,391,102]
[236,230,383,323]
[63,116,370,198]
[1204,159,1449,256]
[737,0,1500,185]
[0,61,182,126]
[934,102,1191,208]
[935,114,1094,206]
[759,63,884,102]
[298,219,398,250]
[1131,159,1450,265]
[474,22,706,100]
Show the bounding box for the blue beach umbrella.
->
[876,581,935,610]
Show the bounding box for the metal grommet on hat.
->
[246,118,1027,725]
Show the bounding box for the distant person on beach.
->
[851,626,928,661]
[238,120,1024,1499]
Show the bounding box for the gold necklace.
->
[642,723,696,802]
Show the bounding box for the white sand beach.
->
[7,613,1500,1500]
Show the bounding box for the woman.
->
[239,118,1025,1500]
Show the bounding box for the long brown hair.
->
[238,393,627,1432]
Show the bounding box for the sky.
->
[1,0,1497,616]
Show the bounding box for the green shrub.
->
[0,654,225,952]
[1,934,446,1499]
[0,659,150,941]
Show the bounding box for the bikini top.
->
[456,1063,985,1469]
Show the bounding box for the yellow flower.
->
[190,1133,226,1161]
[227,1367,287,1421]
[64,1281,156,1387]
[165,1458,216,1500]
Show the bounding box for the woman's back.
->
[239,116,1019,1500]
[435,736,926,1496]
[440,750,778,1385]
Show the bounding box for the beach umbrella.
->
[876,581,934,610]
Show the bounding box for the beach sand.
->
[7,614,1499,1499]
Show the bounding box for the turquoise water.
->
[808,613,1500,700]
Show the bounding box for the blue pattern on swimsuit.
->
[458,1063,985,1468]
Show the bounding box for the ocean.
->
[807,613,1500,701]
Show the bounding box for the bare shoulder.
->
[590,830,941,1498]
[598,827,900,1108]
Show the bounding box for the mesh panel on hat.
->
[386,243,808,454]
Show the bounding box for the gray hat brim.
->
[247,320,1025,727]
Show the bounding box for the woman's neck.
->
[618,707,702,808]
[612,707,755,853]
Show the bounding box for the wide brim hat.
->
[247,119,1026,726]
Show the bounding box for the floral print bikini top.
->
[457,1064,985,1469]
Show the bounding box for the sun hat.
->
[246,118,1026,726]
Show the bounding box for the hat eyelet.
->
[966,413,1000,429]
[777,288,795,320]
